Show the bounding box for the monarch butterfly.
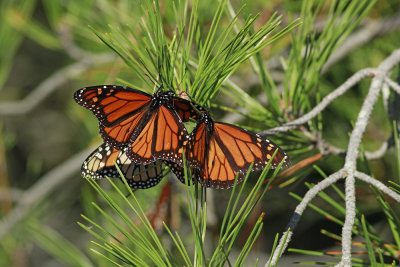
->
[82,143,166,189]
[74,85,200,165]
[168,111,290,189]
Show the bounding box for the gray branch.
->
[338,49,400,267]
[0,148,92,240]
[0,53,114,116]
[322,14,400,72]
[267,169,345,266]
[0,187,24,202]
[355,171,400,202]
[262,68,376,135]
[317,137,390,160]
[266,49,400,266]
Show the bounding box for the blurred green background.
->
[1,0,400,266]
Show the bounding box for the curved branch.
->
[355,171,400,202]
[265,49,400,267]
[338,49,400,266]
[266,169,345,266]
[384,75,400,95]
[316,134,390,160]
[0,53,114,116]
[0,148,93,240]
[322,14,400,72]
[261,68,377,135]
[0,187,24,202]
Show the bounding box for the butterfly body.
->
[150,90,176,109]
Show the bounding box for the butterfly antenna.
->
[155,84,164,94]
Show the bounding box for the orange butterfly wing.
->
[172,97,204,122]
[81,143,165,189]
[186,116,290,189]
[126,105,189,165]
[74,85,151,149]
[213,122,290,170]
[164,126,235,188]
[186,121,237,188]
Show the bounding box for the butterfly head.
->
[152,90,176,108]
[199,110,214,131]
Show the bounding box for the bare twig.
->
[0,187,24,202]
[322,14,400,72]
[263,69,400,136]
[0,148,92,240]
[364,141,390,160]
[233,14,400,93]
[267,170,346,266]
[355,171,400,202]
[384,75,400,94]
[266,49,400,267]
[318,137,391,160]
[339,49,400,266]
[261,68,376,135]
[315,132,390,159]
[0,53,114,116]
[58,24,92,60]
